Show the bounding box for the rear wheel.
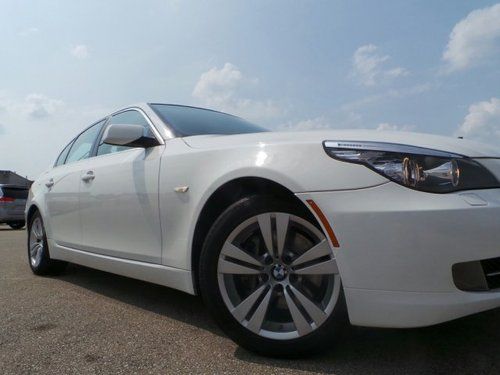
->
[8,221,25,230]
[27,212,67,275]
[199,195,346,357]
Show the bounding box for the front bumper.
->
[297,183,500,328]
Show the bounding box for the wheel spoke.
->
[291,239,331,267]
[246,287,272,333]
[275,213,289,258]
[35,220,41,238]
[30,243,42,266]
[289,284,327,327]
[38,221,44,238]
[30,243,40,257]
[293,258,339,275]
[257,214,274,257]
[284,286,312,336]
[35,246,42,260]
[221,242,262,266]
[231,284,267,322]
[218,258,262,275]
[33,220,43,240]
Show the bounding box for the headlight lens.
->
[324,141,499,193]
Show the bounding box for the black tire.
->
[8,221,25,230]
[27,211,67,275]
[199,195,347,357]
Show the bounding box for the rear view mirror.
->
[102,124,160,148]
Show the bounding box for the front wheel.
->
[199,195,346,357]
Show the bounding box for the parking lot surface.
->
[1,225,499,374]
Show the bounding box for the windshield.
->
[149,104,267,137]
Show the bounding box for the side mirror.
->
[102,124,160,148]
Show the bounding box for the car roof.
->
[147,103,237,116]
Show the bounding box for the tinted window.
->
[65,120,105,164]
[150,104,267,136]
[1,187,28,200]
[97,110,153,156]
[54,141,73,167]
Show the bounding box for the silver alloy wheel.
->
[217,212,341,340]
[29,217,45,268]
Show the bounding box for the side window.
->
[97,110,154,156]
[65,120,105,164]
[54,141,73,167]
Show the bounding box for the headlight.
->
[324,141,500,193]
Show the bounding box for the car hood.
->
[182,130,500,158]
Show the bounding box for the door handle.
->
[81,171,95,182]
[45,179,54,188]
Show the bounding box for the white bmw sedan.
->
[27,103,500,356]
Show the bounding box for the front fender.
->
[158,138,386,270]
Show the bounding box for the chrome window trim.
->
[52,104,175,169]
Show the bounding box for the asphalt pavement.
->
[1,225,499,374]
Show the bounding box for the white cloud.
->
[456,97,500,144]
[193,63,244,102]
[24,94,65,119]
[192,62,283,122]
[277,110,366,132]
[443,4,500,72]
[70,44,89,59]
[376,122,416,132]
[0,93,111,179]
[352,44,409,87]
[278,117,332,131]
[0,93,64,120]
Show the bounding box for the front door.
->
[79,109,163,263]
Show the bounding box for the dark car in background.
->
[0,184,29,229]
[0,171,32,230]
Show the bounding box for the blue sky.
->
[1,0,499,178]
